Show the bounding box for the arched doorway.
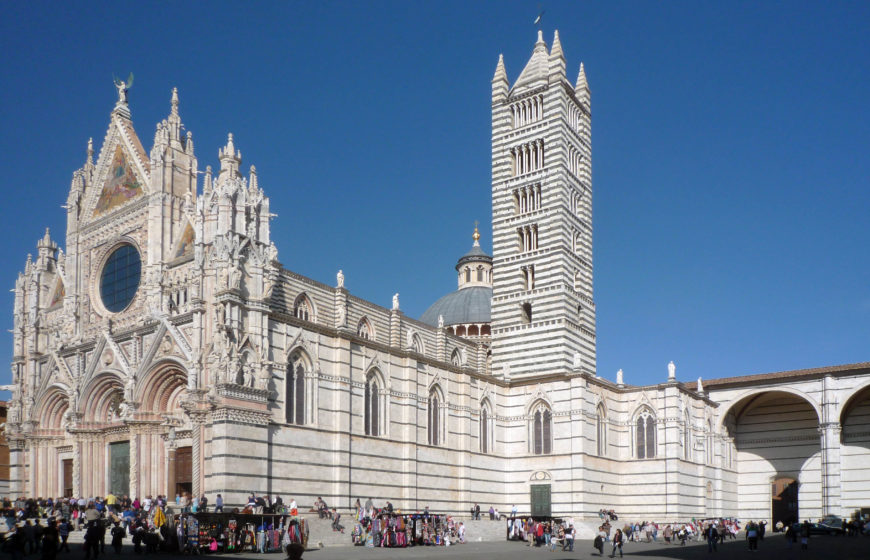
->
[771,477,799,526]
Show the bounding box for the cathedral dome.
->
[420,286,492,327]
[420,225,492,336]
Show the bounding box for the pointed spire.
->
[548,29,566,78]
[249,165,258,191]
[493,54,508,83]
[513,30,549,90]
[550,30,564,59]
[171,87,179,117]
[575,62,589,92]
[492,54,509,101]
[86,138,94,167]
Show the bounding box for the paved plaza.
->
[19,534,868,560]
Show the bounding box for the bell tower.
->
[490,30,596,379]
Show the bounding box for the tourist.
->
[610,528,624,558]
[331,508,344,533]
[565,524,575,552]
[458,522,466,543]
[198,494,208,513]
[110,521,125,554]
[594,530,605,555]
[745,521,758,551]
[288,497,298,516]
[474,503,480,520]
[800,520,810,550]
[58,518,72,552]
[83,521,101,560]
[214,494,223,513]
[705,522,718,552]
[41,519,58,560]
[489,506,494,520]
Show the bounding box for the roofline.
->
[691,361,870,390]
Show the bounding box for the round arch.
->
[136,360,188,413]
[716,387,822,432]
[838,379,870,424]
[35,385,70,430]
[79,371,125,422]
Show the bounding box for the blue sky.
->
[1,1,868,392]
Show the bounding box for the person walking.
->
[705,523,718,553]
[110,521,125,555]
[610,528,624,558]
[58,518,72,552]
[215,494,224,513]
[746,521,758,551]
[565,524,575,552]
[800,521,810,550]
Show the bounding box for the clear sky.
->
[1,1,868,393]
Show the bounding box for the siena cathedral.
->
[6,31,870,524]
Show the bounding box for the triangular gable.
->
[173,220,195,259]
[92,144,144,217]
[49,277,65,308]
[83,114,150,222]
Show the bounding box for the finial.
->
[697,377,704,393]
[536,29,544,44]
[171,87,179,116]
[226,133,235,156]
[87,137,94,166]
[617,368,624,386]
[668,360,676,380]
[472,221,481,245]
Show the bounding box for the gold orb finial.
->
[473,220,480,243]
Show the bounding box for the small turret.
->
[218,133,242,180]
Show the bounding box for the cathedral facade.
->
[6,31,870,523]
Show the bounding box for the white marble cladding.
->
[5,32,870,529]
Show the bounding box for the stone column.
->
[166,441,177,497]
[129,433,140,500]
[819,422,842,517]
[192,422,203,499]
[72,440,82,498]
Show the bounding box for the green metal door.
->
[530,484,551,517]
[109,441,130,496]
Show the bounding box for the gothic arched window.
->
[596,404,607,457]
[480,402,492,454]
[410,333,424,354]
[364,372,380,437]
[451,349,462,367]
[286,355,307,425]
[293,293,313,322]
[531,403,552,455]
[428,389,442,446]
[635,408,656,459]
[357,317,373,340]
